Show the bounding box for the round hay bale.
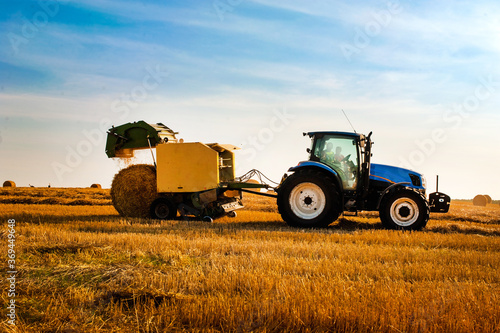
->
[244,179,263,193]
[472,195,487,207]
[483,195,492,204]
[90,184,102,189]
[110,164,157,218]
[3,180,16,188]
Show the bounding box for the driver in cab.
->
[321,143,344,164]
[321,144,355,184]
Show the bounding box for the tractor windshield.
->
[313,135,359,190]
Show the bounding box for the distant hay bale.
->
[3,181,16,188]
[245,179,263,193]
[472,195,487,207]
[483,195,492,204]
[90,184,102,189]
[110,164,157,218]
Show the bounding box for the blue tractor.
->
[276,131,450,230]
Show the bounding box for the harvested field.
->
[0,187,111,205]
[1,189,499,332]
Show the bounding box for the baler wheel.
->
[150,197,177,220]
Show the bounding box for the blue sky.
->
[0,0,499,199]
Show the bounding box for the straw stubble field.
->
[1,187,499,332]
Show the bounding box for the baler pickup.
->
[106,121,178,158]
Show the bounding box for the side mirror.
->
[306,148,311,154]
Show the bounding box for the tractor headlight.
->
[421,176,427,189]
[409,173,425,188]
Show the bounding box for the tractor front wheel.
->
[277,169,341,228]
[379,190,429,230]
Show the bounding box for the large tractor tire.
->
[277,169,341,228]
[379,189,429,231]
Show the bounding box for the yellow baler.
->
[106,121,270,221]
[156,142,238,193]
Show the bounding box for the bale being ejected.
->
[105,121,451,230]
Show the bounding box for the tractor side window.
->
[313,137,326,160]
[317,136,359,190]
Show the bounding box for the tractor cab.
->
[306,131,372,193]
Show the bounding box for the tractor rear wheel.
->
[150,197,177,220]
[379,190,429,230]
[277,169,341,228]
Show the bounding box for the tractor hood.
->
[369,163,426,190]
